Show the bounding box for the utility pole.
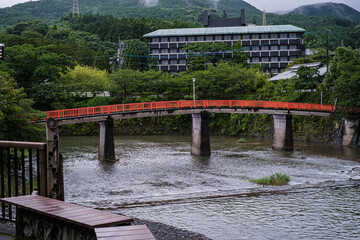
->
[262,9,267,26]
[325,28,329,73]
[117,37,125,70]
[73,0,80,17]
[0,43,4,60]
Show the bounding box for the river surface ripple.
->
[60,136,360,239]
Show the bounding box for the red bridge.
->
[45,100,348,122]
[42,100,360,160]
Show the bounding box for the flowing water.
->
[60,136,360,239]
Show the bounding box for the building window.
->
[170,60,177,64]
[261,34,268,39]
[290,45,297,50]
[234,35,241,40]
[206,35,213,41]
[169,48,177,53]
[270,34,278,39]
[252,34,259,39]
[252,57,259,63]
[196,36,203,41]
[261,57,269,62]
[179,59,186,64]
[179,49,186,53]
[271,57,278,62]
[289,33,297,39]
[161,49,168,54]
[161,37,168,42]
[179,37,186,42]
[280,45,288,50]
[224,35,232,40]
[271,68,279,74]
[280,33,288,38]
[170,37,177,42]
[215,35,222,40]
[270,45,278,50]
[152,49,159,54]
[188,36,195,41]
[261,46,269,51]
[161,60,168,65]
[152,37,159,43]
[290,56,297,61]
[280,57,288,61]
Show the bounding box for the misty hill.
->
[290,2,360,23]
[0,0,261,29]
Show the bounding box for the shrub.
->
[249,173,290,185]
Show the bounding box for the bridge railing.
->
[44,100,346,120]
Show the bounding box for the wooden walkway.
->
[0,195,132,228]
[95,225,155,240]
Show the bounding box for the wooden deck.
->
[0,195,133,228]
[95,225,155,240]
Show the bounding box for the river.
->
[59,136,360,239]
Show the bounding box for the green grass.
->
[249,173,290,185]
[236,138,247,143]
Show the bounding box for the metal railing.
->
[0,141,47,222]
[43,100,356,120]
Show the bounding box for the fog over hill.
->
[290,2,360,23]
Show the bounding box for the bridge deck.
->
[0,195,132,228]
[36,100,356,125]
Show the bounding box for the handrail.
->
[44,100,360,120]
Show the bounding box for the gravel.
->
[133,218,212,240]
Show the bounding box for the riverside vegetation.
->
[249,173,291,186]
[0,7,360,142]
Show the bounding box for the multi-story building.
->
[143,12,305,74]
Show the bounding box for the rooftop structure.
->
[203,9,246,27]
[270,62,327,81]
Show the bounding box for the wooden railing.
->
[44,100,355,120]
[0,141,47,221]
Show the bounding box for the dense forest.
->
[1,1,360,142]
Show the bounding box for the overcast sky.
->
[0,0,360,12]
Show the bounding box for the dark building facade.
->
[144,25,305,74]
[204,9,247,27]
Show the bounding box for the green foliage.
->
[324,47,360,108]
[62,65,109,95]
[249,173,290,185]
[0,72,45,141]
[183,41,248,71]
[236,138,246,143]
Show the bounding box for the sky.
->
[0,0,359,12]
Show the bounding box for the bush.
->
[249,173,290,185]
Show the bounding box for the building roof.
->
[270,62,327,81]
[143,25,305,38]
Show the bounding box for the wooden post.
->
[46,118,64,200]
[39,148,47,197]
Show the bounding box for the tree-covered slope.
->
[0,0,261,29]
[290,2,360,23]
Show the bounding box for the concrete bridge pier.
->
[99,116,116,161]
[191,111,211,157]
[272,114,294,151]
[342,118,360,146]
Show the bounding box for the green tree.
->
[325,47,360,108]
[183,42,230,71]
[0,72,44,141]
[62,65,110,96]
